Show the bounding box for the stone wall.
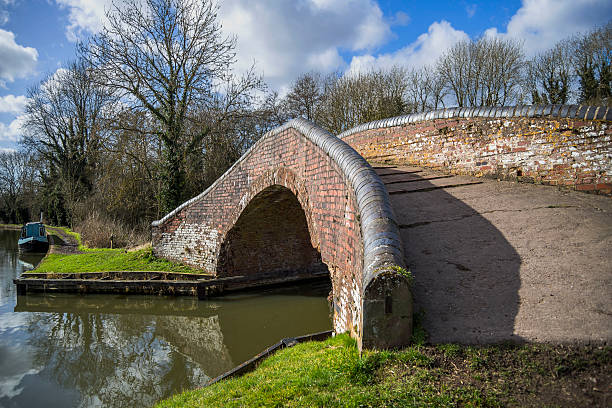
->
[152,119,411,350]
[340,105,612,195]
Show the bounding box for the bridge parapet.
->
[152,118,412,350]
[339,104,612,195]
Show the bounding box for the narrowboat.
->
[18,222,49,253]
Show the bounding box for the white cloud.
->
[0,114,25,142]
[347,20,469,74]
[55,0,110,41]
[219,0,391,90]
[486,0,612,56]
[53,0,391,90]
[0,94,27,113]
[50,0,612,92]
[0,10,8,25]
[391,11,410,26]
[466,4,477,18]
[0,29,37,82]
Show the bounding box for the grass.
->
[32,246,204,274]
[155,334,611,408]
[31,226,204,274]
[0,223,22,230]
[32,246,203,274]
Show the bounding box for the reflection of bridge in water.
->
[15,281,331,371]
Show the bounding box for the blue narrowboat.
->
[18,222,49,253]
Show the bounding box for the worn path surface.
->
[46,226,80,254]
[376,165,612,344]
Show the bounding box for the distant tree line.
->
[0,0,609,247]
[283,22,610,134]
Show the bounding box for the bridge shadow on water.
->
[378,167,524,344]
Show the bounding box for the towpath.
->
[45,226,81,254]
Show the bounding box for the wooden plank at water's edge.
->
[13,275,246,299]
[14,272,330,298]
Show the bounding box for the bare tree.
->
[284,72,326,121]
[527,41,573,104]
[83,0,244,212]
[315,67,410,134]
[479,37,524,106]
[406,66,446,112]
[438,37,524,107]
[0,151,38,223]
[22,59,112,225]
[437,40,474,107]
[95,109,163,224]
[572,21,612,105]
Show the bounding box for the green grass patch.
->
[155,334,611,408]
[33,246,203,274]
[155,334,483,408]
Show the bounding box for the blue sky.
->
[0,0,610,150]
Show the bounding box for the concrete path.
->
[375,165,612,344]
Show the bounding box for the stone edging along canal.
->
[13,270,330,298]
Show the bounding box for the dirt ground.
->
[46,226,81,254]
[375,164,612,345]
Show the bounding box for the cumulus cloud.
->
[0,114,25,142]
[53,0,391,90]
[51,0,612,92]
[219,0,391,90]
[347,20,469,74]
[55,0,110,41]
[486,0,612,56]
[0,29,37,83]
[0,94,27,114]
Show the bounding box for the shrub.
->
[73,211,149,248]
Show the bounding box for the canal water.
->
[0,229,332,407]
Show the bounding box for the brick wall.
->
[340,105,612,195]
[152,119,412,349]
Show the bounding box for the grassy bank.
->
[156,334,610,407]
[0,223,22,230]
[32,227,204,274]
[33,247,203,274]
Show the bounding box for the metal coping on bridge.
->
[337,104,612,140]
[152,117,406,288]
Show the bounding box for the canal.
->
[0,229,332,407]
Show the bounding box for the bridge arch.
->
[152,118,412,350]
[216,181,326,280]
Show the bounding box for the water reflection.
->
[0,229,332,407]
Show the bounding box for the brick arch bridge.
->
[153,104,611,349]
[152,118,412,350]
